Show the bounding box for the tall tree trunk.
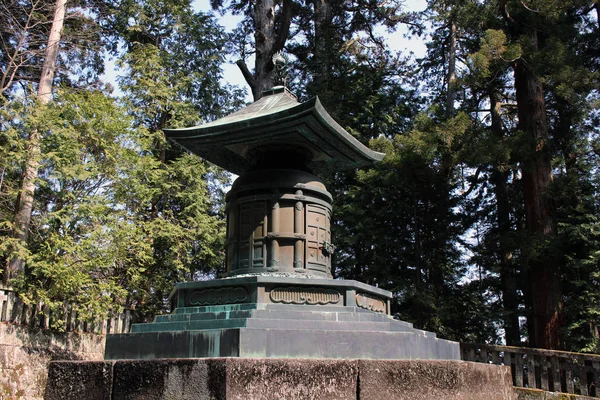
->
[554,103,578,178]
[494,168,521,345]
[313,0,332,103]
[37,0,66,105]
[489,89,521,345]
[514,37,562,349]
[237,0,293,101]
[4,0,67,285]
[446,19,457,114]
[252,0,276,99]
[411,186,423,289]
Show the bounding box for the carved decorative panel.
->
[355,293,386,313]
[239,202,267,269]
[189,287,248,306]
[224,169,333,277]
[306,204,331,272]
[270,287,340,305]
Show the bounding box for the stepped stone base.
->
[45,358,514,400]
[105,303,459,360]
[105,276,460,361]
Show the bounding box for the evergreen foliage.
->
[0,0,599,352]
[0,0,242,325]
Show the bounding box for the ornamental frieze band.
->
[189,287,248,306]
[270,287,341,305]
[356,292,386,313]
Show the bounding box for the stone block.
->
[1,324,107,400]
[44,361,115,400]
[0,345,18,368]
[111,359,226,400]
[513,389,547,400]
[514,388,597,400]
[44,358,516,400]
[0,324,27,347]
[243,318,391,331]
[0,325,52,349]
[238,329,430,359]
[78,335,105,356]
[1,343,84,399]
[223,358,358,400]
[105,330,242,360]
[358,359,514,400]
[46,358,359,400]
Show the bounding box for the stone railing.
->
[0,286,132,334]
[461,343,600,397]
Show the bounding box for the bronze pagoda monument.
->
[104,83,459,361]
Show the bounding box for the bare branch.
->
[520,0,540,13]
[0,0,49,95]
[236,59,256,91]
[461,166,483,198]
[498,0,516,24]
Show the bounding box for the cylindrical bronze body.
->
[225,168,333,278]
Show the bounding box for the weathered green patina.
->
[164,86,384,176]
[167,86,385,279]
[102,85,461,362]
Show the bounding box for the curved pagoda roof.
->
[163,86,385,176]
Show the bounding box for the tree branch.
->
[461,166,483,198]
[236,59,256,92]
[272,0,293,55]
[498,0,516,24]
[520,0,540,13]
[0,0,37,95]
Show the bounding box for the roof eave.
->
[163,95,386,174]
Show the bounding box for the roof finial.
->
[272,51,289,87]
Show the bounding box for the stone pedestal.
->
[75,86,491,399]
[45,358,515,400]
[105,276,459,361]
[136,86,464,364]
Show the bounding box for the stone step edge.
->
[128,323,437,339]
[155,310,412,327]
[132,319,400,333]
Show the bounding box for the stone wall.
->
[515,388,598,400]
[0,287,131,399]
[45,358,515,400]
[0,324,105,399]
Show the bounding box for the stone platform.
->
[45,358,515,400]
[104,276,459,360]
